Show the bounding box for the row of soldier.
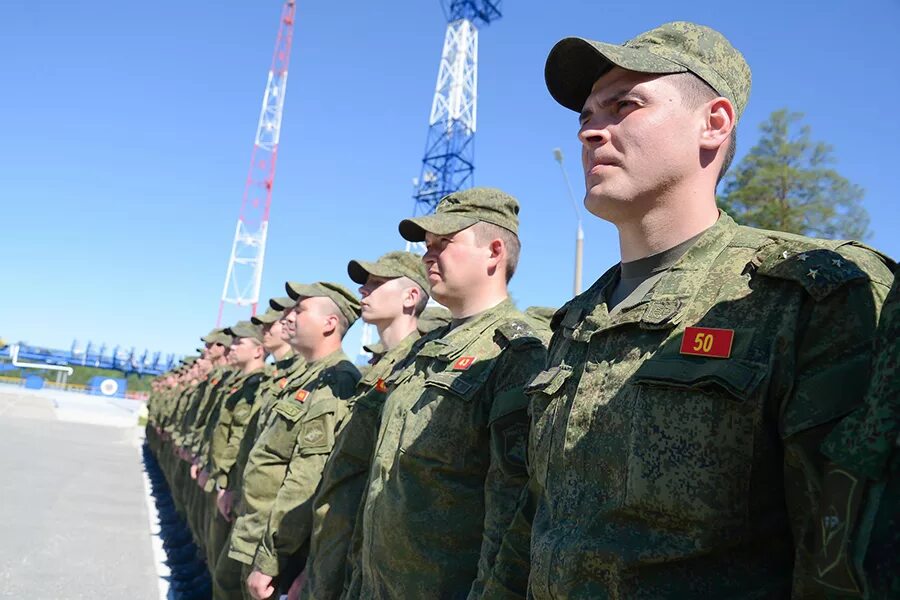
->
[146,20,899,600]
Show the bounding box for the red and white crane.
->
[217,1,296,326]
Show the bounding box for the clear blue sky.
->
[2,0,898,361]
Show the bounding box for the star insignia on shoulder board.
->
[807,268,819,279]
[832,258,844,268]
[797,253,809,261]
[782,251,790,259]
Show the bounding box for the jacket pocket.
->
[624,356,766,527]
[524,365,574,484]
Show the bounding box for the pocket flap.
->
[272,399,303,422]
[423,370,482,401]
[525,365,573,397]
[301,397,339,422]
[632,357,764,400]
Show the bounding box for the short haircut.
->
[668,72,737,185]
[471,221,521,283]
[323,297,351,339]
[393,276,429,316]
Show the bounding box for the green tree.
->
[719,109,869,239]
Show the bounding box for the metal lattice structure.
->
[218,1,297,326]
[411,0,502,215]
[357,1,502,365]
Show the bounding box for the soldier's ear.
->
[700,97,734,152]
[322,313,338,336]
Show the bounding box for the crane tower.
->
[359,1,502,364]
[217,1,297,326]
[411,0,502,215]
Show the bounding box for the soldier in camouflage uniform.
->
[349,188,550,599]
[226,295,312,595]
[815,272,900,598]
[298,251,431,600]
[213,306,301,599]
[202,322,269,591]
[243,282,362,600]
[483,21,896,599]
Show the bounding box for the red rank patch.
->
[453,356,476,371]
[229,387,238,394]
[680,326,734,359]
[212,379,220,386]
[375,378,387,393]
[295,390,309,403]
[279,378,288,389]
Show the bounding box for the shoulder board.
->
[495,319,546,349]
[756,242,869,301]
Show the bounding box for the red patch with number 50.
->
[375,378,387,393]
[680,326,734,359]
[295,390,309,403]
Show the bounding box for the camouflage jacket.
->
[226,355,316,565]
[817,272,900,597]
[207,368,267,491]
[356,299,549,599]
[301,331,421,600]
[485,212,894,599]
[252,350,361,577]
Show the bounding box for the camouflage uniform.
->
[356,299,548,598]
[477,22,897,600]
[302,249,434,600]
[816,273,900,598]
[486,212,894,599]
[250,282,363,583]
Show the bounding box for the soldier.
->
[242,282,361,600]
[816,272,900,598]
[485,21,896,598]
[298,251,430,600]
[212,306,302,599]
[349,188,549,598]
[201,321,270,598]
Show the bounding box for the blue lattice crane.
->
[411,0,502,215]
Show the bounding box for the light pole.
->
[553,148,584,296]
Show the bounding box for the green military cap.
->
[251,307,284,326]
[201,328,222,344]
[285,281,362,326]
[347,251,430,292]
[399,187,520,242]
[269,295,297,311]
[181,355,198,365]
[545,21,751,120]
[417,306,452,334]
[224,320,265,344]
[201,327,233,346]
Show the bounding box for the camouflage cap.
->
[181,355,198,365]
[545,21,751,120]
[417,306,452,334]
[347,251,430,292]
[201,328,233,347]
[224,320,265,344]
[251,307,284,326]
[269,296,297,311]
[399,187,520,242]
[285,281,362,327]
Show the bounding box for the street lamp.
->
[553,148,584,296]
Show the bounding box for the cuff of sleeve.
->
[252,546,280,577]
